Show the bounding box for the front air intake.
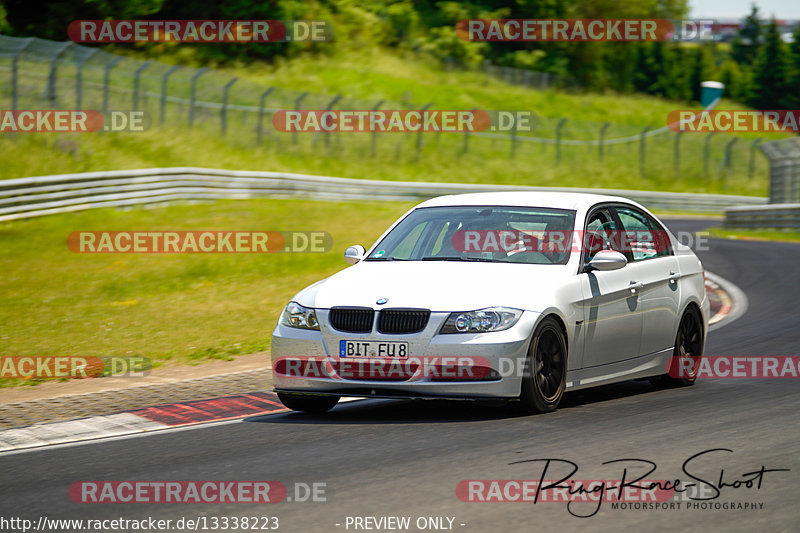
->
[377,309,430,334]
[329,307,374,333]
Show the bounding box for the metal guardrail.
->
[760,138,800,204]
[725,203,800,230]
[0,167,768,222]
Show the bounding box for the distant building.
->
[697,18,799,42]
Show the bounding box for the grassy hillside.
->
[0,48,785,196]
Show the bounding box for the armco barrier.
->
[0,167,767,222]
[725,203,800,230]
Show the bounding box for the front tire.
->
[518,317,567,413]
[277,393,339,413]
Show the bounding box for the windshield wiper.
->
[421,256,494,262]
[365,256,409,261]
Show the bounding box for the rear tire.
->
[518,317,567,413]
[277,393,339,413]
[651,306,704,388]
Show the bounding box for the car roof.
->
[414,191,635,211]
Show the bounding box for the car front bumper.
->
[271,310,540,399]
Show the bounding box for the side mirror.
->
[585,250,628,272]
[344,245,366,265]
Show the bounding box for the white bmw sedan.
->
[271,192,709,413]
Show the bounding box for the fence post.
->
[639,126,651,179]
[45,42,72,106]
[102,57,122,114]
[323,93,342,148]
[188,68,208,127]
[749,138,763,178]
[220,77,238,136]
[703,132,715,179]
[510,126,517,159]
[724,137,738,169]
[293,92,308,145]
[371,99,384,157]
[74,49,97,110]
[555,118,567,164]
[598,122,610,161]
[461,108,476,155]
[11,50,19,110]
[416,103,432,160]
[717,137,738,185]
[160,65,180,125]
[10,39,33,110]
[257,87,275,144]
[674,131,683,179]
[188,68,209,127]
[509,111,529,159]
[133,60,152,112]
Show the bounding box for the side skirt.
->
[565,348,673,391]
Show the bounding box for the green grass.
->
[708,227,800,243]
[0,198,415,387]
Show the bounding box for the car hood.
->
[294,261,573,312]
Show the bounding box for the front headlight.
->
[440,307,523,334]
[280,301,320,330]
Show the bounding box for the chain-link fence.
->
[480,60,570,90]
[0,35,772,193]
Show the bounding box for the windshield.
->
[366,205,576,264]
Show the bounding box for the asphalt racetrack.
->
[1,219,798,532]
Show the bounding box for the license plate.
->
[339,340,409,359]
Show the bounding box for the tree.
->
[786,25,800,109]
[2,0,165,39]
[658,44,691,101]
[748,19,790,109]
[0,4,10,34]
[718,59,747,103]
[731,4,762,65]
[604,43,636,93]
[633,42,658,94]
[687,45,716,102]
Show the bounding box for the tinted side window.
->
[584,208,626,262]
[615,206,671,260]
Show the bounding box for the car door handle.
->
[629,281,643,293]
[668,271,680,284]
